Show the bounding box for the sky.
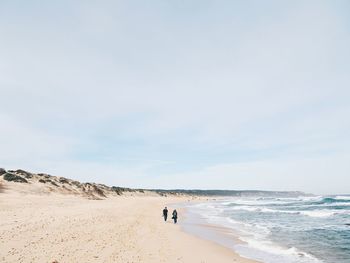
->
[1,0,349,194]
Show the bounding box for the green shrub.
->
[3,173,28,183]
[15,169,33,178]
[59,178,69,184]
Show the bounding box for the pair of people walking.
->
[162,207,178,224]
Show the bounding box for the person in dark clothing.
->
[172,209,178,224]
[162,207,168,221]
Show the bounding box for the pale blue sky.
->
[1,1,349,194]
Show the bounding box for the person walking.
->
[172,209,178,224]
[162,207,168,221]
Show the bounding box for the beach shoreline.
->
[177,199,260,260]
[0,184,259,263]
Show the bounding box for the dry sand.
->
[0,183,258,263]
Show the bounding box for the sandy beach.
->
[0,182,258,263]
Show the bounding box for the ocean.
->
[181,195,350,263]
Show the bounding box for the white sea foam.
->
[300,209,349,218]
[226,198,296,206]
[301,202,350,208]
[299,196,323,202]
[335,195,350,201]
[300,210,336,218]
[228,205,299,214]
[226,204,350,218]
[224,196,327,208]
[235,238,323,263]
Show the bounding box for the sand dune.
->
[0,169,151,199]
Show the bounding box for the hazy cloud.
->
[1,0,349,194]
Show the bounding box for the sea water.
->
[181,195,350,263]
